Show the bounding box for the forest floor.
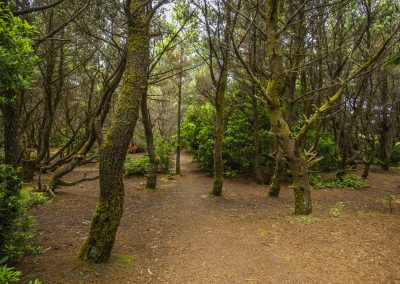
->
[18,152,400,284]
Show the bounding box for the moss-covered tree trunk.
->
[141,91,158,189]
[79,2,149,263]
[264,0,312,214]
[212,74,227,196]
[211,1,231,196]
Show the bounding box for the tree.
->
[0,4,36,167]
[79,0,169,263]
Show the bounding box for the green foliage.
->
[136,144,146,154]
[181,103,268,174]
[0,5,37,95]
[310,174,368,190]
[294,215,320,224]
[223,168,238,178]
[384,193,394,213]
[0,164,49,263]
[329,202,344,218]
[155,136,175,173]
[181,104,215,171]
[0,265,21,283]
[390,142,400,166]
[124,156,150,175]
[315,133,337,171]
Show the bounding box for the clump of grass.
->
[384,193,394,213]
[115,255,135,266]
[329,202,344,218]
[294,215,320,224]
[310,174,368,190]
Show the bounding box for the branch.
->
[13,0,65,16]
[294,22,400,149]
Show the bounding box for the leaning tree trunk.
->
[79,4,149,263]
[141,91,159,189]
[264,0,312,214]
[47,56,126,193]
[2,91,21,167]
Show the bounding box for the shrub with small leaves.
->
[310,174,367,190]
[124,156,150,175]
[155,136,175,173]
[0,164,49,264]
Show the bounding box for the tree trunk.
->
[379,71,391,171]
[2,91,21,167]
[211,2,231,196]
[252,94,263,184]
[264,0,311,214]
[250,24,263,184]
[176,69,183,175]
[269,149,284,197]
[141,91,158,189]
[79,3,149,263]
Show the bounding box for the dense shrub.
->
[310,174,368,189]
[181,103,269,175]
[391,142,400,166]
[315,133,337,171]
[0,164,48,265]
[181,104,215,171]
[124,155,150,175]
[155,136,175,173]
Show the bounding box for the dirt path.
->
[19,152,400,283]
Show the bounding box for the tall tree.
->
[79,0,155,263]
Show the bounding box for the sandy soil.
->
[18,152,400,284]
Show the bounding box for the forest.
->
[0,0,400,283]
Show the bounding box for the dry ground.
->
[18,152,400,283]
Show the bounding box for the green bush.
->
[310,174,368,190]
[181,102,269,174]
[0,5,37,94]
[155,136,175,173]
[391,142,400,166]
[0,164,48,264]
[181,104,215,171]
[124,156,150,175]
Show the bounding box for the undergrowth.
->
[310,174,368,190]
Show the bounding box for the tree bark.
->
[264,0,312,214]
[79,2,149,263]
[269,148,284,197]
[141,91,159,189]
[211,1,231,196]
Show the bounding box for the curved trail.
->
[19,152,400,283]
